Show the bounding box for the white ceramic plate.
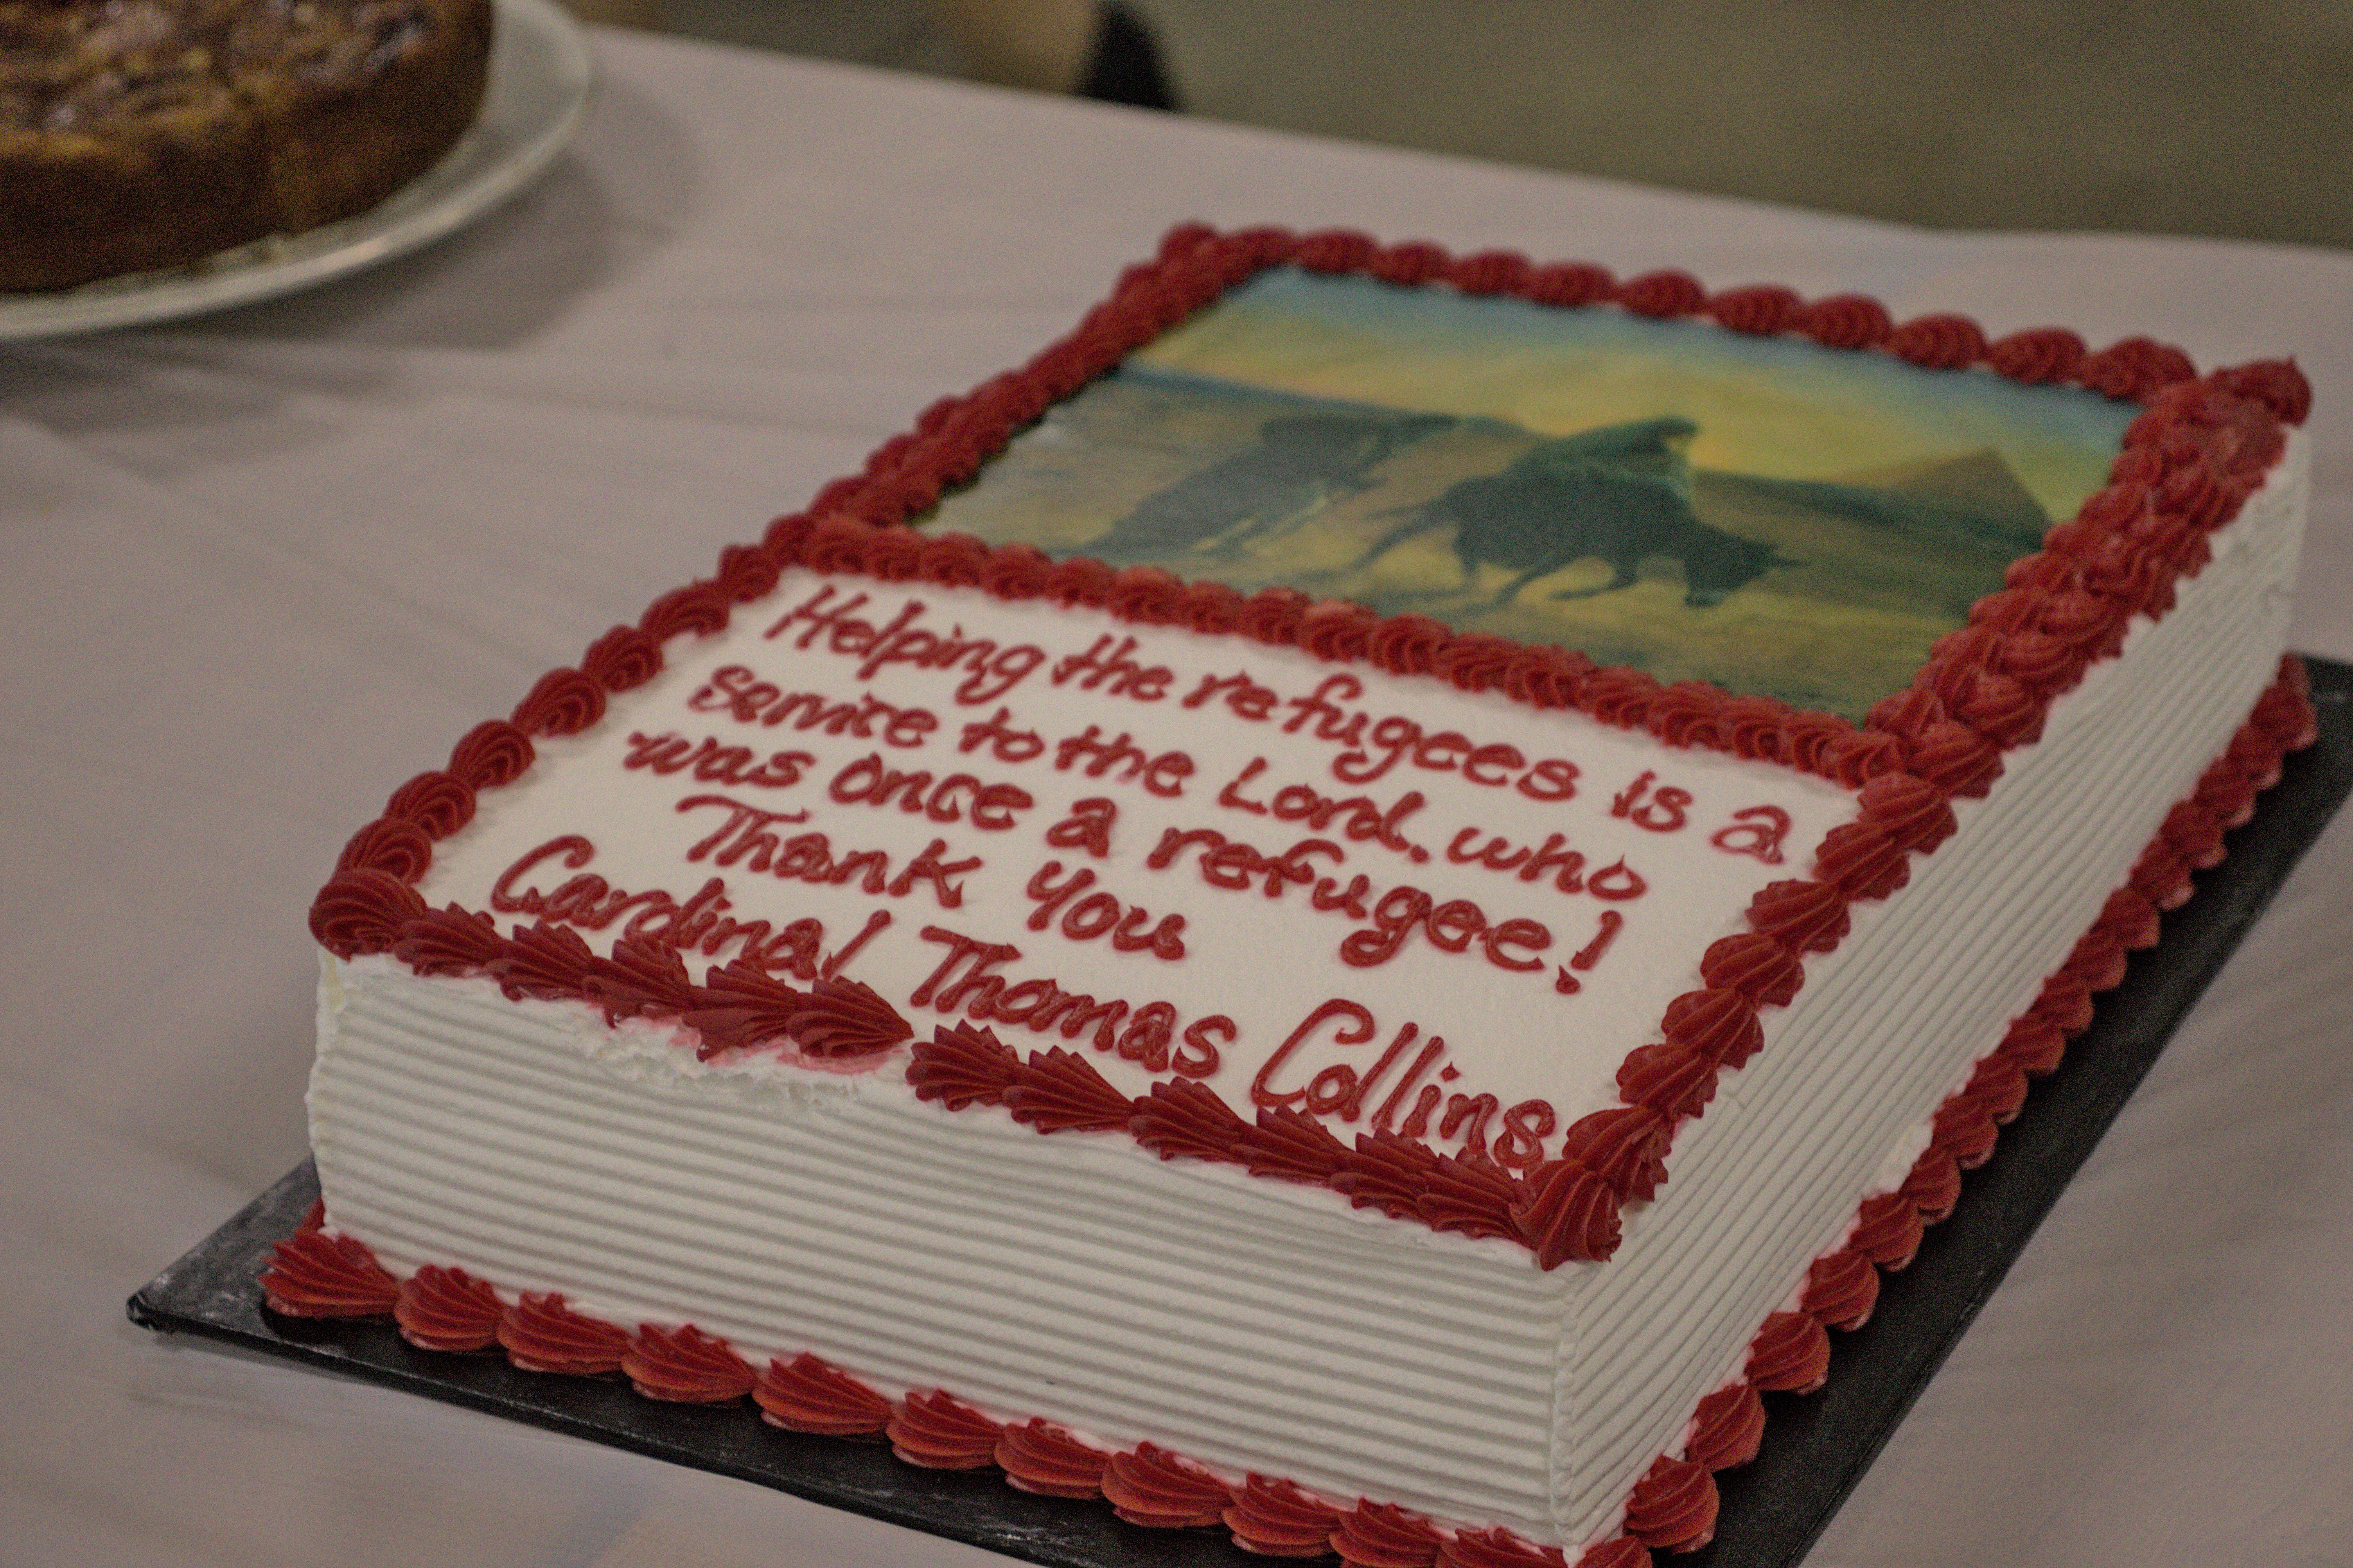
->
[0,0,595,341]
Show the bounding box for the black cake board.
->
[129,656,2353,1568]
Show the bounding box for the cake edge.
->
[303,224,2313,1275]
[276,225,2321,1562]
[262,654,2322,1568]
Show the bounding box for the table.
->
[4,29,2349,1568]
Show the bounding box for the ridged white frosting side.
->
[1554,433,2306,1539]
[313,964,1575,1531]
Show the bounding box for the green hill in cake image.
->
[925,269,2136,721]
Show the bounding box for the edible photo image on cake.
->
[930,268,2140,720]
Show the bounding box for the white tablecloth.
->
[5,30,2349,1568]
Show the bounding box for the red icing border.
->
[308,226,2311,1264]
[270,662,2317,1563]
[292,228,2317,1548]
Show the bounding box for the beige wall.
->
[625,0,2351,248]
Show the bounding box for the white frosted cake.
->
[272,226,2317,1567]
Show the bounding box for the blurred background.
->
[554,0,2352,251]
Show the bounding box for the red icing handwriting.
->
[1337,886,1552,973]
[819,909,893,978]
[1024,862,1187,960]
[1044,797,1116,858]
[488,837,861,978]
[957,706,1045,763]
[688,666,938,748]
[1248,998,1555,1167]
[1446,829,1529,873]
[761,585,1046,703]
[1281,673,1580,799]
[1148,825,1342,898]
[1610,770,1691,831]
[676,795,980,907]
[910,927,1223,1076]
[623,731,815,789]
[1710,805,1793,864]
[1051,635,1175,702]
[1052,727,1195,797]
[1179,669,1281,721]
[1214,758,1428,861]
[1144,824,1609,983]
[1552,909,1626,994]
[1451,832,1651,902]
[825,754,1034,830]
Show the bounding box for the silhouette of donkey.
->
[1357,417,1801,607]
[1089,411,1456,563]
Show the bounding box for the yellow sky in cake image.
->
[925,267,2139,720]
[1132,269,2131,518]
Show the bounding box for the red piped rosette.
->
[1335,1130,1444,1220]
[259,1227,400,1318]
[1102,1441,1236,1528]
[337,816,433,882]
[996,1419,1112,1498]
[1436,1527,1569,1567]
[786,976,914,1058]
[1743,1311,1832,1394]
[1622,1455,1719,1552]
[1849,1191,1928,1272]
[754,1351,893,1435]
[1002,1046,1137,1132]
[1798,1248,1880,1331]
[1226,1474,1349,1556]
[499,1292,630,1374]
[394,1264,504,1351]
[1131,1076,1254,1162]
[1682,1384,1764,1471]
[888,1390,1005,1469]
[1568,1541,1654,1568]
[1335,1501,1451,1568]
[905,1023,1023,1110]
[622,1324,756,1403]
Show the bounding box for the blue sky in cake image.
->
[926,269,2137,720]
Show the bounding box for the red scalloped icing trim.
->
[1613,660,2315,1547]
[623,1323,756,1403]
[306,225,2310,1270]
[256,1207,1622,1557]
[1336,1500,1452,1567]
[889,1389,1005,1469]
[1228,1474,1350,1555]
[258,1228,399,1317]
[270,650,2302,1555]
[499,1291,630,1374]
[996,1419,1112,1498]
[754,1351,892,1435]
[394,1264,503,1352]
[1622,1456,1717,1552]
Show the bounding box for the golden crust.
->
[0,0,492,293]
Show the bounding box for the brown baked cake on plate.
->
[1,0,491,292]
